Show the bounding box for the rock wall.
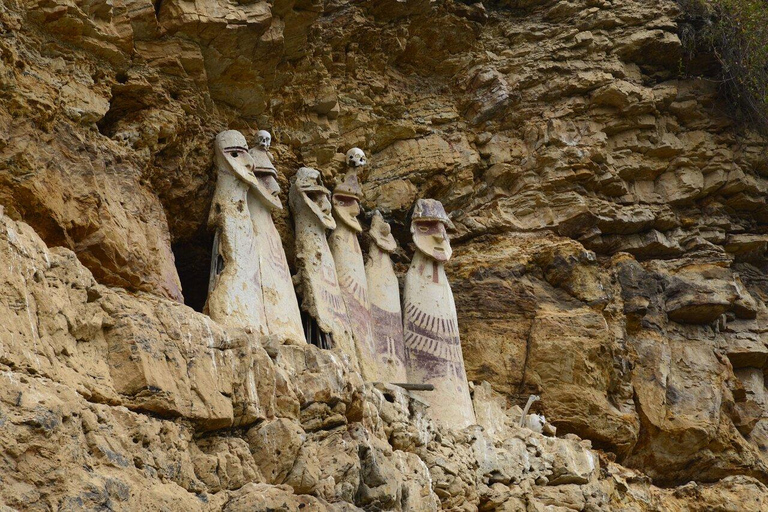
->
[3,0,768,509]
[2,212,767,510]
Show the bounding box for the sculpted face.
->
[307,190,335,229]
[216,130,255,176]
[412,219,452,261]
[253,171,282,210]
[370,212,397,253]
[332,194,362,232]
[296,168,336,230]
[248,142,281,210]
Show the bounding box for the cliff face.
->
[2,0,768,510]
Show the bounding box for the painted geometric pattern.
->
[321,288,346,318]
[403,302,462,363]
[265,234,291,281]
[404,302,459,336]
[342,287,372,330]
[339,274,368,304]
[371,304,405,361]
[321,262,338,287]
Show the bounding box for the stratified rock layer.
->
[3,0,768,508]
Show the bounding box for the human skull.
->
[257,130,272,150]
[345,147,367,168]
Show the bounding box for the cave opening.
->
[172,233,214,313]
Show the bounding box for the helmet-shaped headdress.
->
[411,199,455,230]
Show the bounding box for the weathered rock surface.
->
[0,210,766,510]
[4,0,768,508]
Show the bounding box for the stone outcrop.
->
[3,209,768,511]
[4,0,768,508]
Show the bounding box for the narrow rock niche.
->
[172,233,213,313]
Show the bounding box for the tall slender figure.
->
[247,130,305,344]
[403,199,475,429]
[329,149,378,380]
[289,167,359,371]
[365,210,408,383]
[205,130,267,334]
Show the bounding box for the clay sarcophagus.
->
[329,166,379,381]
[289,167,359,370]
[246,131,305,345]
[205,130,268,333]
[329,157,378,381]
[403,199,475,429]
[365,210,408,383]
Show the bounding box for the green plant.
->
[678,0,768,130]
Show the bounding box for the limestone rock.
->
[222,483,340,512]
[0,371,204,510]
[245,418,306,487]
[6,0,768,508]
[191,437,262,492]
[665,264,738,325]
[542,436,598,485]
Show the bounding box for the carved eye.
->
[229,151,240,158]
[418,225,429,233]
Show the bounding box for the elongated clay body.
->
[329,170,378,380]
[365,213,407,383]
[247,144,304,344]
[289,167,359,370]
[403,199,475,429]
[205,131,267,333]
[330,221,378,379]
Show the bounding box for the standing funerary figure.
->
[205,130,267,333]
[403,199,475,429]
[289,167,359,370]
[246,130,305,345]
[329,150,377,380]
[365,210,408,383]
